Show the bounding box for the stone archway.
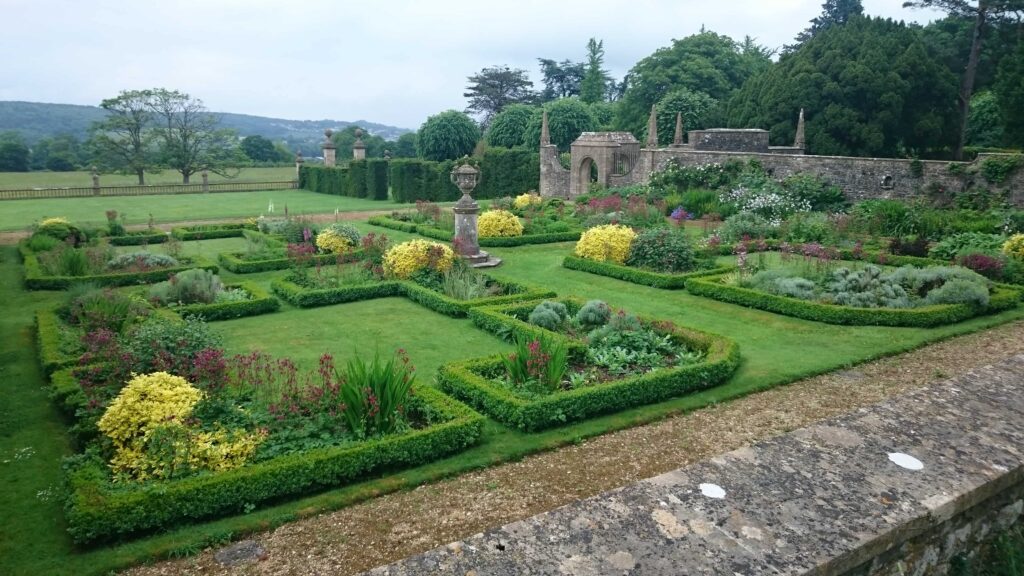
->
[577,157,597,195]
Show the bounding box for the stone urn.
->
[450,162,500,268]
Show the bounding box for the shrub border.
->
[685,273,1021,327]
[36,308,77,377]
[107,232,170,246]
[20,243,219,290]
[368,215,581,247]
[164,282,280,321]
[562,254,735,289]
[440,299,740,431]
[64,386,484,544]
[271,277,556,317]
[171,223,254,241]
[217,250,360,274]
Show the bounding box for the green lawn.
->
[2,235,1022,576]
[0,167,297,190]
[0,190,405,231]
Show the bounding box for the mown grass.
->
[0,190,403,232]
[1,235,1023,576]
[0,167,297,190]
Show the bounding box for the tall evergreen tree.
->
[787,0,864,52]
[463,66,536,127]
[580,38,610,104]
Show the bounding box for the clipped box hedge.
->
[20,243,219,290]
[171,223,254,240]
[685,273,1021,327]
[107,231,170,246]
[438,310,740,432]
[165,282,280,321]
[64,386,485,544]
[218,250,359,274]
[271,277,556,317]
[36,308,77,376]
[367,216,581,247]
[562,254,735,289]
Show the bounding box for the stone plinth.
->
[453,195,500,268]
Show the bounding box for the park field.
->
[0,166,297,190]
[0,189,404,231]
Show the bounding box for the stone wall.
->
[689,128,771,153]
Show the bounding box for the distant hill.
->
[0,101,411,145]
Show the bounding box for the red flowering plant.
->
[501,335,568,392]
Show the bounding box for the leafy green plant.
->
[440,261,492,300]
[149,268,224,305]
[337,349,416,438]
[626,229,700,273]
[501,335,568,391]
[718,212,775,241]
[980,154,1022,185]
[528,300,570,331]
[67,287,150,334]
[107,251,179,271]
[575,299,611,329]
[929,233,1006,261]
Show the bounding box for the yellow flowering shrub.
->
[478,210,524,238]
[98,372,263,482]
[316,228,353,254]
[513,192,542,210]
[1003,234,1024,261]
[574,224,636,264]
[39,217,71,227]
[383,239,455,279]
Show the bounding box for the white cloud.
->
[0,0,946,130]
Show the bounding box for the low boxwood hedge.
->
[562,254,735,289]
[437,317,740,432]
[107,231,169,246]
[271,277,556,317]
[64,386,485,544]
[165,282,280,321]
[36,308,77,376]
[21,243,219,290]
[218,250,359,274]
[49,367,85,418]
[367,216,581,247]
[171,223,254,240]
[367,215,419,233]
[685,274,1021,327]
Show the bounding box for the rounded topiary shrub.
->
[513,192,542,210]
[626,229,698,273]
[575,224,636,264]
[575,299,611,329]
[528,300,569,330]
[478,210,524,238]
[1003,234,1024,261]
[383,239,455,279]
[317,224,362,254]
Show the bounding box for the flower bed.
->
[271,276,555,317]
[63,385,484,543]
[162,282,280,321]
[442,298,739,431]
[171,222,255,241]
[686,271,1021,327]
[20,243,218,290]
[562,254,734,289]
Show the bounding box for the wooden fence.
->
[0,180,298,201]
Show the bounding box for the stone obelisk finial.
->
[646,105,658,148]
[672,112,684,146]
[794,108,806,149]
[540,111,551,146]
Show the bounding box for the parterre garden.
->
[4,160,1024,576]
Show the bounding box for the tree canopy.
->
[148,89,242,183]
[787,0,864,52]
[464,66,535,126]
[579,38,611,104]
[486,103,536,148]
[537,58,584,102]
[616,31,771,135]
[725,16,959,158]
[417,110,481,161]
[523,98,597,152]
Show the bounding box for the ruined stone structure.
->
[539,106,1024,206]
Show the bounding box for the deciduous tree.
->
[464,66,536,127]
[417,110,481,161]
[87,89,158,184]
[148,89,241,183]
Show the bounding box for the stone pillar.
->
[672,112,684,146]
[794,108,806,150]
[646,105,658,148]
[352,128,366,160]
[322,129,337,167]
[450,163,500,268]
[541,110,551,146]
[295,151,304,182]
[201,169,209,192]
[91,166,100,196]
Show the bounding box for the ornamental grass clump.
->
[149,268,224,305]
[316,224,362,254]
[383,239,454,279]
[478,210,524,237]
[574,224,636,264]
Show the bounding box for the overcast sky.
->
[0,0,945,131]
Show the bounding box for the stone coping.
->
[361,355,1024,575]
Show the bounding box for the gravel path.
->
[123,320,1024,576]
